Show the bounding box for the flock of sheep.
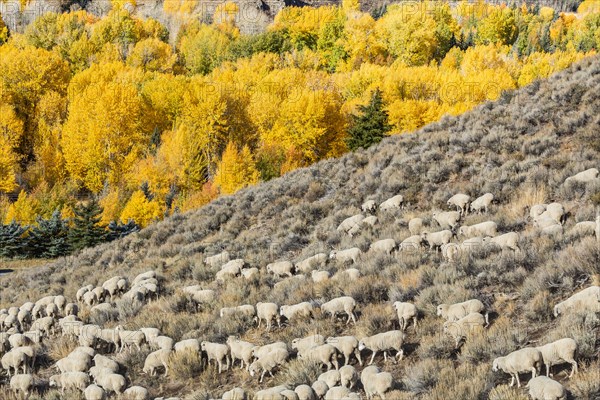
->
[1,168,600,399]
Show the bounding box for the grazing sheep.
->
[280,302,314,322]
[292,334,326,355]
[358,331,405,364]
[483,232,520,252]
[2,349,28,377]
[340,365,358,389]
[324,386,349,400]
[10,373,34,398]
[255,302,281,331]
[320,297,357,324]
[408,217,424,235]
[16,309,31,329]
[362,215,378,226]
[541,223,564,236]
[432,211,461,230]
[470,193,494,213]
[89,366,118,382]
[393,302,418,331]
[45,302,59,319]
[311,270,331,283]
[248,348,288,382]
[115,326,146,352]
[458,221,497,238]
[536,338,578,377]
[56,353,91,373]
[362,200,377,214]
[49,372,90,393]
[545,203,566,224]
[318,370,341,388]
[492,347,543,387]
[143,349,171,376]
[447,193,470,215]
[218,258,245,274]
[205,251,230,268]
[220,305,256,319]
[530,204,547,220]
[568,221,596,238]
[333,268,360,281]
[311,381,329,399]
[360,365,394,400]
[527,376,567,400]
[84,384,106,400]
[173,339,201,357]
[337,214,365,234]
[267,261,296,278]
[183,287,215,309]
[325,336,362,366]
[227,337,256,370]
[64,303,78,317]
[122,386,149,399]
[329,248,362,264]
[437,299,488,325]
[564,168,599,185]
[222,387,246,400]
[443,312,486,347]
[298,344,339,370]
[0,332,10,353]
[201,341,230,374]
[399,235,423,252]
[240,267,259,279]
[92,354,119,372]
[369,239,397,254]
[251,342,287,361]
[83,291,98,307]
[554,286,600,317]
[255,386,287,400]
[96,373,126,395]
[421,230,453,251]
[151,335,174,351]
[379,195,404,211]
[294,385,316,400]
[295,253,328,274]
[8,333,33,349]
[77,286,93,303]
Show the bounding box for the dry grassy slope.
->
[1,56,600,399]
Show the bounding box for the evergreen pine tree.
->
[345,89,392,151]
[0,221,28,258]
[107,220,140,241]
[69,199,107,251]
[27,210,71,258]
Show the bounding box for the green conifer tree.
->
[69,199,107,251]
[27,210,71,258]
[346,89,392,151]
[0,221,28,258]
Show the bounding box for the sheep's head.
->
[553,304,561,318]
[49,375,59,387]
[458,227,465,236]
[492,358,500,372]
[329,251,337,259]
[436,304,447,316]
[200,342,207,350]
[357,340,366,351]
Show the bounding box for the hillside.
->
[1,55,600,398]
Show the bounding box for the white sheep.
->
[267,261,296,278]
[205,251,230,268]
[298,344,339,370]
[318,370,341,388]
[492,347,543,387]
[568,221,596,238]
[432,211,461,230]
[527,376,567,400]
[2,349,28,377]
[311,270,331,283]
[324,386,349,400]
[458,221,497,238]
[544,203,566,224]
[83,291,98,307]
[321,297,357,324]
[358,331,404,364]
[564,168,599,185]
[447,193,470,215]
[220,305,256,319]
[248,348,288,382]
[333,268,360,281]
[77,286,93,303]
[255,302,281,331]
[280,302,314,322]
[227,336,256,370]
[96,373,126,395]
[361,200,377,214]
[251,342,287,361]
[294,385,316,400]
[329,248,361,264]
[340,365,358,389]
[10,373,34,398]
[421,230,453,251]
[369,239,396,254]
[311,381,329,399]
[183,287,215,309]
[399,235,423,252]
[292,334,325,355]
[529,204,547,220]
[222,387,246,400]
[541,223,563,237]
[115,326,146,352]
[437,299,489,325]
[393,302,418,331]
[407,217,424,236]
[536,338,578,377]
[554,286,600,317]
[483,232,520,252]
[443,312,486,347]
[361,215,378,227]
[201,341,230,374]
[240,267,259,279]
[295,253,328,274]
[470,193,494,213]
[143,349,171,376]
[123,386,150,399]
[379,195,403,211]
[151,335,174,351]
[337,214,365,235]
[92,354,119,372]
[325,336,362,366]
[360,365,394,400]
[84,384,106,400]
[56,353,91,373]
[49,372,90,393]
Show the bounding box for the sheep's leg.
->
[369,351,377,365]
[546,364,550,377]
[531,367,537,379]
[383,351,388,362]
[344,354,350,366]
[516,373,522,388]
[413,317,418,331]
[570,361,578,377]
[509,375,515,387]
[259,370,266,383]
[355,350,363,366]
